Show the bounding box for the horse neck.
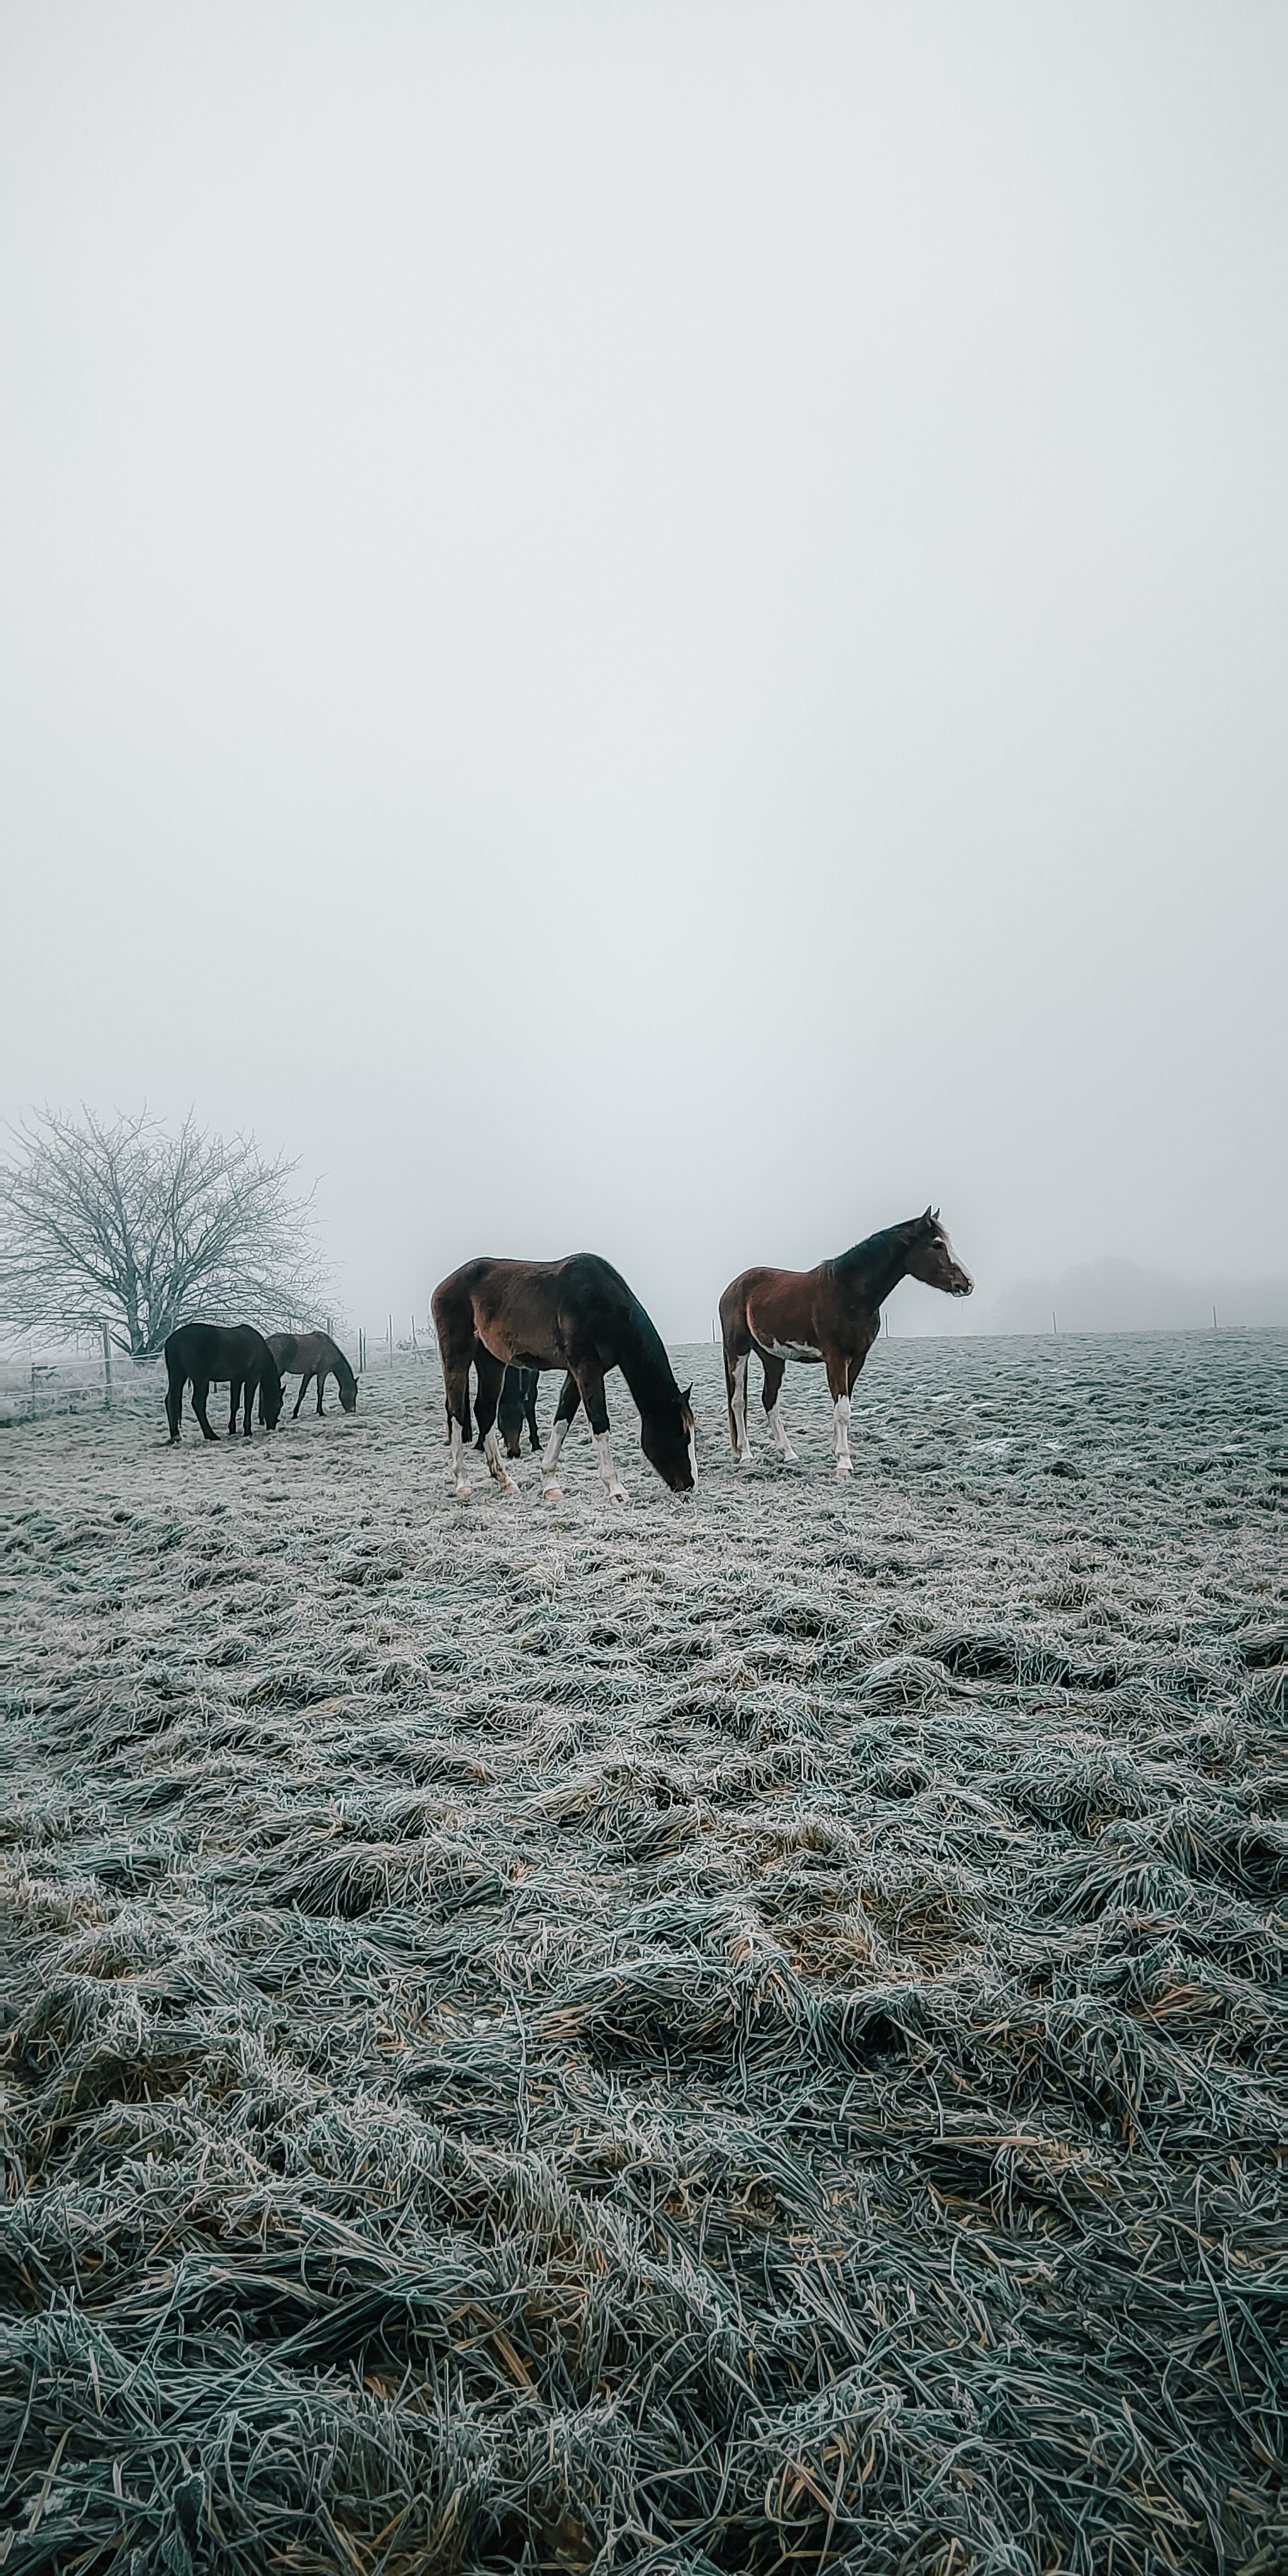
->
[832,1225,913,1307]
[617,1299,679,1419]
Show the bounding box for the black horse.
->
[266,1332,358,1419]
[164,1323,284,1442]
[432,1251,695,1502]
[475,1365,540,1458]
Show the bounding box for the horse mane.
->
[831,1220,919,1277]
[617,1289,684,1418]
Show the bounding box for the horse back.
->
[435,1253,630,1372]
[165,1322,274,1383]
[724,1262,869,1357]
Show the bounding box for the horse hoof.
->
[835,1464,852,1479]
[542,1485,562,1505]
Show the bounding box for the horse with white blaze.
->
[720,1209,972,1477]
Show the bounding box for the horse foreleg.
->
[761,1355,796,1462]
[541,1375,580,1501]
[191,1379,216,1440]
[316,1369,327,1416]
[826,1358,853,1478]
[292,1374,309,1419]
[575,1363,625,1504]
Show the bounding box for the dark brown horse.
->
[164,1323,284,1443]
[475,1365,540,1459]
[431,1253,695,1502]
[719,1209,972,1477]
[267,1332,358,1418]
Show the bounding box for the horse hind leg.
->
[731,1353,753,1464]
[165,1365,182,1442]
[760,1355,797,1462]
[541,1374,580,1501]
[431,1296,478,1496]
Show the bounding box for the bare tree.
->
[0,1108,330,1358]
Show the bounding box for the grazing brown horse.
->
[267,1332,358,1419]
[432,1253,695,1502]
[164,1323,284,1443]
[719,1209,972,1478]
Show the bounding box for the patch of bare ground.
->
[1,1331,1284,2573]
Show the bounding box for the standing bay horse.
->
[267,1332,358,1419]
[719,1209,972,1478]
[164,1323,285,1443]
[432,1253,695,1502]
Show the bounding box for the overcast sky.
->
[2,2,1284,1342]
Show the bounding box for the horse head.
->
[641,1382,696,1492]
[906,1208,973,1298]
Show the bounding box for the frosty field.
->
[1,1330,1284,2575]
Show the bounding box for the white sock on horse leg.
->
[482,1425,518,1491]
[833,1393,852,1477]
[769,1401,796,1460]
[594,1430,626,1500]
[541,1413,570,1496]
[450,1420,470,1495]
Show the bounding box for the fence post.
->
[102,1323,113,1411]
[387,1314,394,1366]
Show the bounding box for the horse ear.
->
[680,1384,692,1405]
[923,1205,934,1224]
[932,1206,941,1223]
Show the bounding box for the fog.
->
[2,3,1284,1345]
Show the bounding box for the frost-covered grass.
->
[1,1330,1284,2574]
